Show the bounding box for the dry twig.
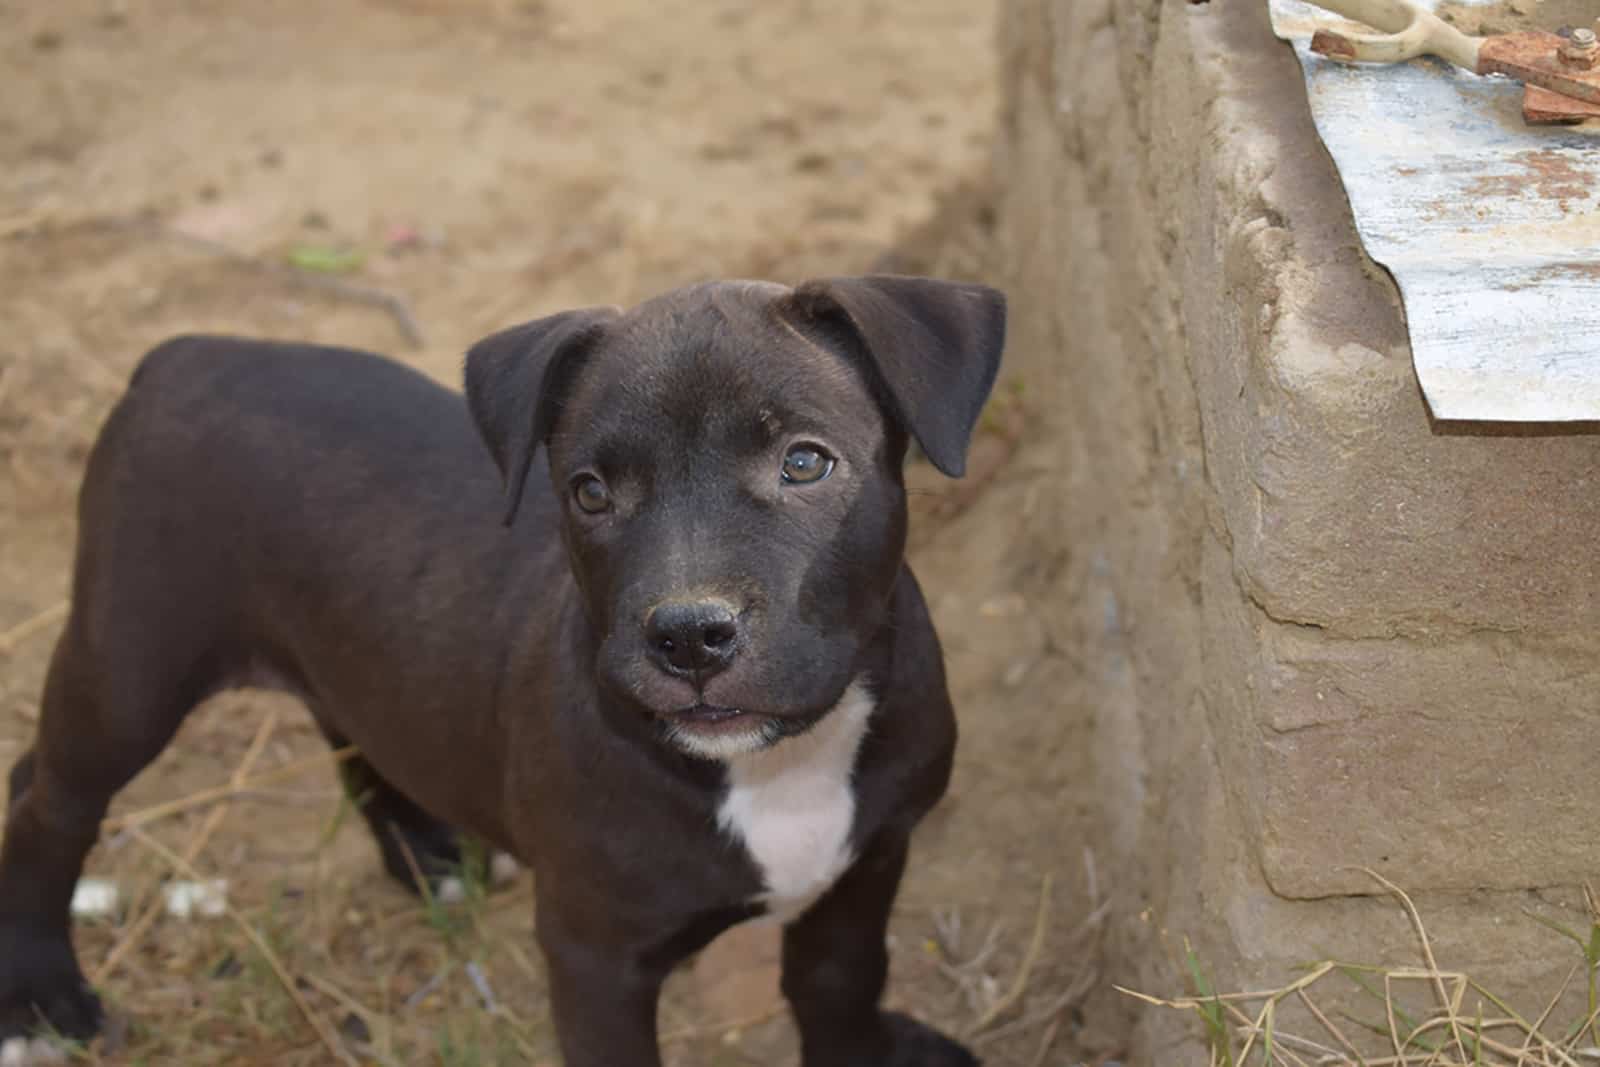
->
[102,744,358,832]
[96,709,282,981]
[1122,871,1600,1066]
[126,823,358,1067]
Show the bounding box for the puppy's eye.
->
[781,444,834,485]
[573,475,611,514]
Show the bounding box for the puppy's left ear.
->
[783,275,1006,477]
[463,307,619,526]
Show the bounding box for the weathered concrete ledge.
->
[995,0,1600,1059]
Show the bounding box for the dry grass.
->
[1122,871,1600,1067]
[928,851,1109,1066]
[43,707,559,1066]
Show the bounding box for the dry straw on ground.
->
[1123,872,1600,1067]
[44,706,558,1066]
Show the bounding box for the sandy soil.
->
[1,2,1114,1063]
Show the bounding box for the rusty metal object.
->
[1305,0,1600,124]
[1524,84,1600,125]
[1558,27,1598,70]
[1477,31,1600,108]
[1310,28,1358,58]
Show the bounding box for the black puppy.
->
[0,275,1004,1066]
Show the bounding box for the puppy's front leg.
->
[782,835,979,1067]
[537,906,666,1067]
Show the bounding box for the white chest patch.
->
[717,680,874,923]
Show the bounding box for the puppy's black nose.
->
[646,599,740,677]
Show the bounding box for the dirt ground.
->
[1,2,1114,1064]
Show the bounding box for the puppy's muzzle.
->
[645,598,741,679]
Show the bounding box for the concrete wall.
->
[994,0,1600,1059]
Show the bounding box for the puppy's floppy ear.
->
[782,274,1006,477]
[463,307,618,525]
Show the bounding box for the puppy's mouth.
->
[669,702,749,726]
[656,702,814,759]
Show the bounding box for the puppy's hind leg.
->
[312,719,475,901]
[0,613,217,1047]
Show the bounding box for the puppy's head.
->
[464,275,1005,758]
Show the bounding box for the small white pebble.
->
[163,879,227,919]
[435,877,466,905]
[0,1038,66,1067]
[70,878,120,919]
[490,851,519,886]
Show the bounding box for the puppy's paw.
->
[376,819,463,897]
[883,1012,980,1067]
[0,931,101,1049]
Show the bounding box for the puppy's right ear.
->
[463,307,618,526]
